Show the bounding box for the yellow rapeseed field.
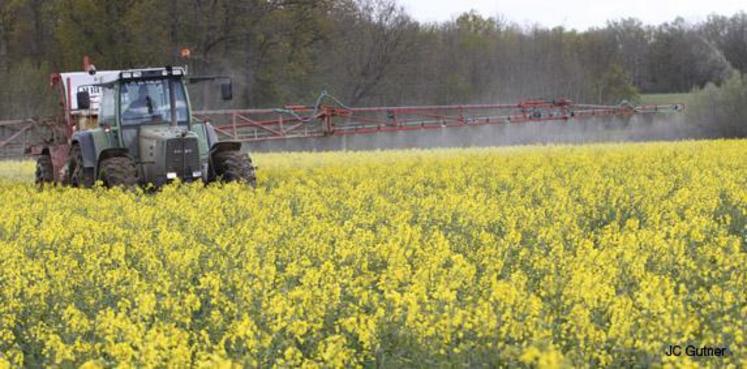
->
[0,140,745,369]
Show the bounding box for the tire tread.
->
[213,151,256,187]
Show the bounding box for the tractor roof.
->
[96,66,187,85]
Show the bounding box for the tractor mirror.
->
[77,91,91,109]
[221,81,233,101]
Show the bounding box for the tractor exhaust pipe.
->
[169,78,178,128]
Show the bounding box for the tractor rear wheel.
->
[35,155,54,185]
[69,145,94,188]
[98,156,138,188]
[213,151,256,187]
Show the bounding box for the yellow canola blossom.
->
[0,140,745,368]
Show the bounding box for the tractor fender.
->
[97,148,130,165]
[95,148,130,178]
[71,131,98,169]
[210,141,243,155]
[205,122,220,149]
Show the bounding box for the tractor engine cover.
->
[138,125,205,183]
[164,137,200,179]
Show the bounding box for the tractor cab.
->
[86,67,191,128]
[119,78,189,126]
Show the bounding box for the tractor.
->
[30,64,256,188]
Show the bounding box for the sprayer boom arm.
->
[193,96,685,142]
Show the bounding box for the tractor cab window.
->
[99,86,116,124]
[120,79,188,126]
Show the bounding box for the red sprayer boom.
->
[194,92,684,142]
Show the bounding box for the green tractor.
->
[32,66,255,188]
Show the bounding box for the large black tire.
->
[35,155,54,185]
[68,145,94,188]
[213,151,256,187]
[98,156,138,188]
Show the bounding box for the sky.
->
[399,0,746,30]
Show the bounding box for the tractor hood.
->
[138,125,199,165]
[137,124,206,184]
[139,125,195,141]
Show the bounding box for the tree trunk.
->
[0,20,8,74]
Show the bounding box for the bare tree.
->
[327,0,418,105]
[0,0,12,74]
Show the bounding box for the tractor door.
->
[118,82,141,158]
[99,85,116,130]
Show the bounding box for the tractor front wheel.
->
[35,155,54,185]
[213,151,256,187]
[69,145,94,188]
[99,156,138,188]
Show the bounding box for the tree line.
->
[1,0,746,128]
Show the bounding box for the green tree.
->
[597,64,639,104]
[688,72,747,137]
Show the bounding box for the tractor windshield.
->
[120,79,188,125]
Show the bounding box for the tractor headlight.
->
[166,172,177,179]
[192,171,202,178]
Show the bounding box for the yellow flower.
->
[0,140,744,368]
